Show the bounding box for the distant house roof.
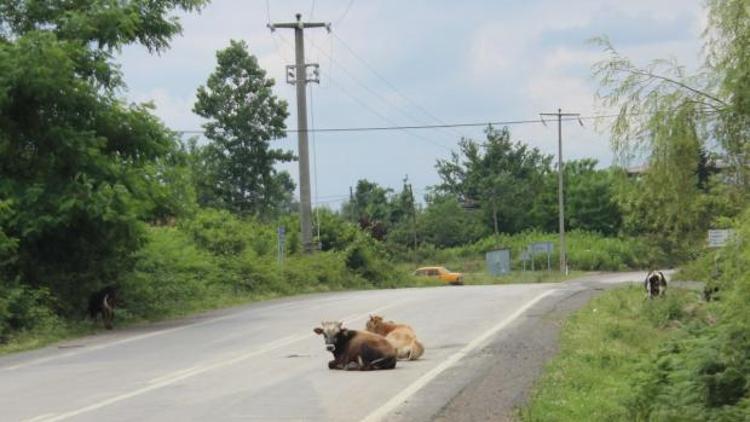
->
[624,157,735,176]
[624,164,649,175]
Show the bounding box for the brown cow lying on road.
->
[366,315,424,360]
[645,271,667,299]
[314,321,397,371]
[88,285,119,329]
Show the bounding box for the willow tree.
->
[592,1,750,255]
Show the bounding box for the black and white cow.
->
[644,271,667,299]
[88,285,120,329]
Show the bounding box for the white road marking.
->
[22,413,56,422]
[27,300,408,422]
[360,289,557,422]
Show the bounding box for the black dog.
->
[87,285,120,329]
[644,271,667,299]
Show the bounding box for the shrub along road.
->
[0,272,647,422]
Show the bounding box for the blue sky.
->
[118,0,706,208]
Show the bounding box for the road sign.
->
[529,242,554,254]
[486,249,511,276]
[708,229,734,248]
[527,242,554,272]
[277,226,286,264]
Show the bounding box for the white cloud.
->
[114,0,707,199]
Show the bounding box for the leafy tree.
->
[193,40,295,218]
[436,126,553,234]
[416,194,488,248]
[0,0,207,310]
[525,159,622,235]
[341,179,394,240]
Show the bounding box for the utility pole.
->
[268,14,330,253]
[403,175,418,261]
[540,109,581,274]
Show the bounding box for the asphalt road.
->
[0,272,648,422]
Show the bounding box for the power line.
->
[335,0,356,26]
[304,35,458,143]
[309,82,321,242]
[275,31,453,150]
[320,69,453,150]
[173,113,618,135]
[332,32,465,139]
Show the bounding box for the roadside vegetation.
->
[522,285,710,421]
[523,0,750,418]
[0,3,747,397]
[524,207,750,421]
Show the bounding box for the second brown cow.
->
[366,314,424,360]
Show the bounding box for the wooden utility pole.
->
[268,14,330,253]
[540,109,581,274]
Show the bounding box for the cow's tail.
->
[408,339,424,360]
[102,294,114,330]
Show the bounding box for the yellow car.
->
[413,266,464,285]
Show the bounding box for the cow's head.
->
[314,321,346,352]
[648,273,660,284]
[366,314,384,333]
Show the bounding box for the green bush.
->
[180,208,274,256]
[119,226,228,319]
[398,230,661,271]
[0,283,62,344]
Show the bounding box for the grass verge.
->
[520,284,708,421]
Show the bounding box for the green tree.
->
[193,40,295,218]
[436,126,553,234]
[0,0,207,309]
[530,160,621,235]
[416,194,488,248]
[341,179,394,240]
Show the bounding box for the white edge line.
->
[28,300,409,422]
[360,289,557,422]
[22,413,56,422]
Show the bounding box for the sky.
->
[118,0,707,209]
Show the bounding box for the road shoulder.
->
[383,281,613,422]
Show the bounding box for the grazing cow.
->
[703,284,720,302]
[366,315,424,360]
[313,321,397,371]
[87,285,120,329]
[644,271,667,299]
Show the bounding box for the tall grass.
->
[395,230,660,271]
[525,208,750,420]
[522,286,708,421]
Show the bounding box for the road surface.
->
[0,272,647,422]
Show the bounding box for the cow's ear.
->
[314,327,324,335]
